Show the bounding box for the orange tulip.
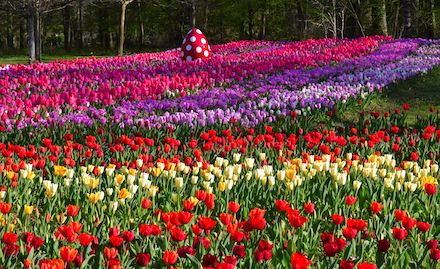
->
[163,250,178,265]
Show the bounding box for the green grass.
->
[335,67,440,127]
[0,54,114,65]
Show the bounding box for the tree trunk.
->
[189,0,196,29]
[64,4,71,51]
[297,0,305,40]
[403,0,411,38]
[221,9,224,43]
[341,7,345,38]
[379,0,388,36]
[20,18,25,50]
[431,0,436,38]
[168,0,175,47]
[7,13,14,49]
[332,0,337,38]
[27,0,35,63]
[204,0,209,30]
[260,0,266,40]
[35,9,41,62]
[78,0,83,49]
[118,0,133,56]
[138,0,144,50]
[248,0,253,39]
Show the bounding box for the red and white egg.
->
[180,28,211,62]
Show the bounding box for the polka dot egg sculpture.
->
[180,28,211,62]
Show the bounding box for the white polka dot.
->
[190,36,196,42]
[196,47,202,53]
[183,38,186,44]
[204,50,209,57]
[201,38,206,44]
[186,44,192,51]
[186,56,192,61]
[196,29,202,34]
[181,51,184,57]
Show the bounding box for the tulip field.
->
[2,36,440,269]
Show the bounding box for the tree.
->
[403,0,411,37]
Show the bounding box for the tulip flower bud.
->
[183,166,191,174]
[106,167,115,177]
[431,164,439,174]
[233,153,241,162]
[276,170,285,181]
[87,165,94,173]
[215,157,224,167]
[233,164,242,175]
[93,217,100,227]
[287,182,294,191]
[353,180,362,190]
[396,182,402,191]
[226,179,234,190]
[259,153,266,161]
[203,181,210,190]
[218,181,226,192]
[193,167,200,175]
[245,171,252,181]
[136,159,143,168]
[129,185,139,195]
[191,176,198,184]
[172,193,178,202]
[148,187,157,197]
[127,175,136,185]
[268,176,275,187]
[45,213,51,223]
[245,158,254,169]
[175,177,183,188]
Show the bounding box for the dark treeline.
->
[0,0,438,62]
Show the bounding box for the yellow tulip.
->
[26,171,36,180]
[24,205,33,215]
[189,196,199,205]
[56,212,66,224]
[87,193,100,204]
[353,180,362,190]
[88,178,99,189]
[6,171,15,180]
[152,167,162,178]
[129,168,138,176]
[118,188,131,199]
[115,174,125,185]
[218,181,226,192]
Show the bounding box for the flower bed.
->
[0,37,440,269]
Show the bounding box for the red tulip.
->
[0,202,12,214]
[425,183,436,195]
[163,250,178,265]
[202,254,218,267]
[411,152,419,161]
[67,204,79,217]
[230,230,245,242]
[3,232,18,245]
[183,200,195,211]
[104,247,118,260]
[141,198,152,209]
[370,201,382,213]
[275,200,290,212]
[304,203,315,213]
[430,249,440,260]
[427,240,438,250]
[177,246,195,258]
[357,262,377,269]
[394,209,407,221]
[402,216,417,230]
[220,213,233,225]
[339,259,354,269]
[60,246,78,262]
[228,201,240,213]
[122,231,135,242]
[198,216,217,231]
[109,235,123,248]
[233,245,245,259]
[417,222,431,232]
[332,214,344,225]
[288,215,308,228]
[171,228,187,242]
[392,227,408,240]
[291,252,311,269]
[345,196,357,205]
[342,227,357,240]
[136,253,151,267]
[78,233,94,246]
[324,243,338,257]
[178,211,193,225]
[377,239,391,252]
